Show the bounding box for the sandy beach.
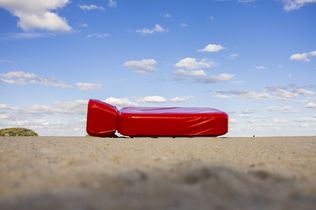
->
[0,136,316,210]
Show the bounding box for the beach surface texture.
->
[0,136,316,210]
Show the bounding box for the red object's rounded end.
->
[86,99,118,137]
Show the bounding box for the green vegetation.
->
[0,128,38,136]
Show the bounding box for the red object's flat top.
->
[120,107,224,115]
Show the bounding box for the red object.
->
[86,99,118,137]
[86,99,228,137]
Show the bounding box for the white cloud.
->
[309,51,316,57]
[0,71,71,88]
[86,33,109,39]
[215,90,270,100]
[0,104,10,109]
[23,100,88,115]
[76,82,101,90]
[138,96,167,103]
[306,102,316,109]
[0,114,9,120]
[200,73,234,83]
[0,100,89,136]
[108,0,117,8]
[136,24,166,35]
[123,59,157,73]
[290,53,310,62]
[79,4,104,11]
[174,69,206,77]
[170,96,193,102]
[199,44,225,53]
[175,57,214,69]
[0,103,17,111]
[290,50,316,62]
[214,85,314,101]
[174,58,233,84]
[105,95,192,106]
[104,97,137,107]
[174,69,234,84]
[283,0,316,11]
[266,86,314,100]
[0,0,71,31]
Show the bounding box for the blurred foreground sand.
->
[0,136,316,210]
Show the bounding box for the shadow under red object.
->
[86,99,228,137]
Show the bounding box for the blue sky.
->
[0,0,316,136]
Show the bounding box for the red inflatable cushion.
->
[86,99,118,137]
[118,107,228,137]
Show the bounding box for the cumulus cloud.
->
[0,114,9,120]
[306,102,316,109]
[215,90,270,100]
[0,71,71,88]
[138,96,167,103]
[174,69,206,77]
[283,0,316,11]
[0,71,101,91]
[214,85,314,100]
[136,24,166,35]
[78,4,104,11]
[23,100,88,115]
[266,86,314,99]
[198,44,225,53]
[104,97,137,107]
[290,50,316,62]
[290,53,310,62]
[199,73,234,83]
[175,57,214,69]
[174,58,233,83]
[0,0,71,31]
[310,51,316,57]
[174,69,233,84]
[104,95,192,106]
[123,59,157,73]
[76,82,101,90]
[0,103,17,110]
[170,96,193,102]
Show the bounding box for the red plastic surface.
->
[86,99,228,137]
[86,99,118,137]
[118,107,228,137]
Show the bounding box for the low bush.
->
[0,128,38,136]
